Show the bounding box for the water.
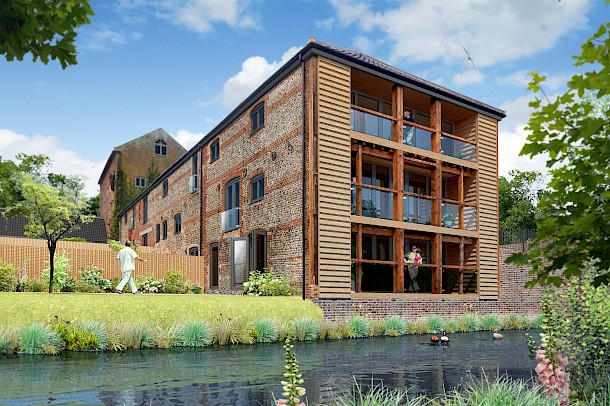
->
[0,330,537,405]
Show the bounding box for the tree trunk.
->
[48,241,56,293]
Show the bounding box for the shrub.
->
[426,315,444,334]
[212,317,233,346]
[62,237,87,242]
[384,316,406,337]
[334,378,427,406]
[190,284,202,294]
[138,276,164,293]
[369,319,385,337]
[52,318,107,351]
[444,320,459,334]
[42,252,72,291]
[26,279,45,292]
[174,321,212,347]
[0,326,18,354]
[19,322,62,355]
[151,326,177,349]
[293,317,319,341]
[0,261,17,292]
[458,313,481,332]
[482,314,502,331]
[163,270,189,294]
[502,314,523,330]
[253,319,278,343]
[115,323,152,349]
[243,269,293,296]
[79,265,111,292]
[348,316,370,338]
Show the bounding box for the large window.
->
[226,178,240,210]
[156,224,160,243]
[155,139,167,156]
[230,237,248,288]
[210,139,219,162]
[162,220,168,240]
[191,154,198,193]
[249,230,267,272]
[174,214,181,234]
[143,195,148,224]
[210,243,219,288]
[251,102,264,132]
[142,233,148,247]
[251,174,264,203]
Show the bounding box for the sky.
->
[0,0,607,196]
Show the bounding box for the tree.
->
[3,174,92,293]
[84,194,100,217]
[507,7,610,288]
[498,170,546,230]
[0,0,94,69]
[0,153,51,207]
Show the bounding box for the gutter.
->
[300,52,306,301]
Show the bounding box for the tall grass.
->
[334,378,430,406]
[174,321,212,347]
[293,317,319,341]
[19,322,62,355]
[348,316,370,338]
[253,319,278,343]
[426,315,444,334]
[384,316,406,337]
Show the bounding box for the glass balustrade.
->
[403,195,432,225]
[403,124,432,151]
[441,136,476,162]
[221,207,240,232]
[351,109,392,140]
[442,202,459,229]
[463,206,477,230]
[361,187,393,220]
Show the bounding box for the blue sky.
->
[0,0,607,196]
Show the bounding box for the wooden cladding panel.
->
[477,114,499,299]
[317,57,352,298]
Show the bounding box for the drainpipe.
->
[300,52,306,301]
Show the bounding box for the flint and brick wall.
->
[314,244,541,321]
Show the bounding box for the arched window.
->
[155,139,167,156]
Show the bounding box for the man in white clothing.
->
[115,241,147,294]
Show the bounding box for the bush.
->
[19,322,62,355]
[293,317,319,341]
[0,261,17,292]
[348,315,370,338]
[243,269,293,296]
[253,319,278,343]
[163,270,189,294]
[138,276,164,293]
[79,265,111,292]
[26,279,45,292]
[426,315,444,334]
[42,252,72,291]
[174,321,212,347]
[384,316,406,336]
[190,284,202,294]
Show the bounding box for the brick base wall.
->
[313,245,541,321]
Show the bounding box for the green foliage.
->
[334,378,427,406]
[444,320,459,334]
[384,316,406,336]
[0,326,18,354]
[79,265,111,292]
[137,276,164,293]
[458,314,481,333]
[83,194,100,217]
[190,284,202,294]
[109,169,139,240]
[541,270,610,390]
[499,170,546,231]
[253,319,278,343]
[174,321,212,347]
[18,322,62,355]
[0,154,50,207]
[369,319,385,337]
[0,261,17,292]
[62,237,87,242]
[151,326,177,349]
[243,269,294,296]
[25,279,45,292]
[42,252,71,291]
[482,315,502,331]
[293,317,319,341]
[163,270,189,294]
[502,314,524,330]
[0,0,93,68]
[426,315,445,334]
[279,338,306,406]
[348,315,370,338]
[508,8,610,288]
[52,319,107,352]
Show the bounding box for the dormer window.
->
[155,139,167,156]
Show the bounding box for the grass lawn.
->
[0,293,324,327]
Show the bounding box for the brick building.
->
[98,128,186,239]
[119,39,507,302]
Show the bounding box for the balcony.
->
[442,202,459,229]
[361,187,393,220]
[221,207,240,232]
[350,108,392,140]
[441,135,476,162]
[403,123,432,151]
[403,194,432,225]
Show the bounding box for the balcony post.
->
[432,233,442,294]
[392,84,403,143]
[356,144,362,216]
[458,168,464,229]
[430,98,442,153]
[356,224,363,292]
[459,237,464,294]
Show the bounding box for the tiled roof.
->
[0,210,108,243]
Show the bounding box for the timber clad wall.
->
[477,115,500,299]
[316,57,353,298]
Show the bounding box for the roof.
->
[118,38,505,216]
[0,210,108,243]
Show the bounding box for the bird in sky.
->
[462,47,476,69]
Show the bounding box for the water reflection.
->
[0,330,537,405]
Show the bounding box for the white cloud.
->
[452,70,484,86]
[81,29,127,50]
[221,46,300,108]
[174,129,204,150]
[0,129,104,197]
[328,0,590,68]
[498,125,549,178]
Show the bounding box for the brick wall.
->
[99,155,117,234]
[314,244,541,321]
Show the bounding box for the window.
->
[226,178,240,211]
[210,243,219,288]
[174,214,181,234]
[162,220,168,240]
[143,195,148,224]
[156,224,160,243]
[251,102,264,132]
[222,178,240,232]
[142,233,148,247]
[155,139,167,156]
[188,247,199,256]
[251,174,264,202]
[163,179,168,197]
[210,139,219,162]
[190,154,198,193]
[135,176,146,188]
[123,214,127,224]
[230,237,248,288]
[249,230,267,272]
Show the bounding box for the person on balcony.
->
[405,246,421,292]
[403,110,415,146]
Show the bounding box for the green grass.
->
[0,293,324,327]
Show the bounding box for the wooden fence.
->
[0,237,205,286]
